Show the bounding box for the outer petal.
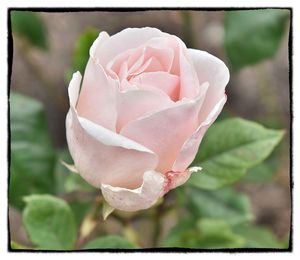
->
[178,48,201,99]
[172,95,227,172]
[101,170,165,211]
[76,59,118,131]
[66,73,158,189]
[89,31,110,62]
[188,49,230,122]
[93,27,165,66]
[120,83,208,174]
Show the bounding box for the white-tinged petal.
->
[178,48,201,99]
[89,31,110,63]
[78,115,156,154]
[172,95,227,172]
[101,170,165,212]
[188,49,230,122]
[68,71,82,107]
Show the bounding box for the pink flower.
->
[66,27,229,211]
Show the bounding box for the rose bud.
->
[66,27,229,211]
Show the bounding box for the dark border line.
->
[287,7,293,253]
[7,6,293,253]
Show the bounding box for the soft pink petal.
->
[116,89,174,132]
[188,49,230,122]
[120,87,208,174]
[107,47,142,78]
[179,49,201,99]
[141,57,164,73]
[116,46,174,76]
[66,73,158,189]
[101,170,165,211]
[144,34,201,99]
[131,72,180,101]
[76,59,118,131]
[142,46,174,72]
[93,27,164,66]
[144,35,181,74]
[172,95,227,172]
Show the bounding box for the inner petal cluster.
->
[106,43,181,101]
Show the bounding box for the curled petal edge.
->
[172,95,227,172]
[164,167,202,193]
[101,170,165,212]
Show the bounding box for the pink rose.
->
[66,27,229,211]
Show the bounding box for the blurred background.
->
[9,9,291,250]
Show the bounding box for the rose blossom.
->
[66,27,229,211]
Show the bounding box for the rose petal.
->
[165,166,202,192]
[76,59,118,131]
[89,31,110,63]
[172,95,227,172]
[101,170,165,211]
[116,89,174,132]
[170,166,202,190]
[94,27,164,66]
[109,46,174,79]
[141,46,174,73]
[120,85,208,174]
[188,49,230,122]
[67,71,82,107]
[179,49,201,99]
[66,73,159,189]
[145,35,201,99]
[131,72,180,101]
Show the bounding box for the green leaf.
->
[163,219,199,248]
[11,11,48,50]
[10,92,56,208]
[65,27,99,82]
[23,195,77,250]
[163,218,245,249]
[242,157,279,182]
[233,224,285,248]
[188,187,253,226]
[224,9,289,69]
[196,219,245,249]
[83,235,137,249]
[188,118,284,190]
